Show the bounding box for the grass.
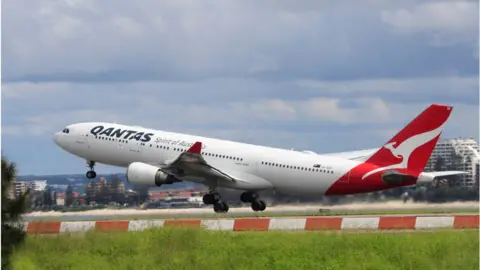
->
[12,228,479,270]
[26,208,480,221]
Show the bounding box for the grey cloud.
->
[3,0,478,83]
[381,1,478,45]
[2,76,477,126]
[2,77,477,140]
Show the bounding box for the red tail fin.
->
[364,104,453,174]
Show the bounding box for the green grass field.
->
[12,229,479,270]
[26,208,479,221]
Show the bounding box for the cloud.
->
[2,1,478,175]
[2,75,477,138]
[381,1,478,34]
[3,0,478,83]
[381,1,479,47]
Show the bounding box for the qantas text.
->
[90,126,154,142]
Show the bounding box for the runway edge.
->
[21,214,480,234]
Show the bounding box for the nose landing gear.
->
[86,160,97,179]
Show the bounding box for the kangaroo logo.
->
[361,123,445,180]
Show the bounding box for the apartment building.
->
[425,138,480,187]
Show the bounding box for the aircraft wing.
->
[322,148,379,161]
[158,142,273,190]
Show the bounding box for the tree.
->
[109,175,122,203]
[475,162,479,188]
[99,184,110,204]
[52,191,57,206]
[84,181,95,205]
[434,156,445,171]
[132,186,150,204]
[65,185,74,206]
[43,187,53,207]
[447,152,464,186]
[2,156,29,269]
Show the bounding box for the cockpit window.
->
[62,128,70,134]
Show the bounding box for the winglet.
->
[187,141,202,154]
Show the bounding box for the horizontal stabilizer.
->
[426,171,469,178]
[416,171,468,184]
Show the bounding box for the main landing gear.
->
[203,191,229,213]
[86,160,97,179]
[241,191,267,212]
[203,191,267,213]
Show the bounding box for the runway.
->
[24,201,479,221]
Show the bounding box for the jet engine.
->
[126,162,178,186]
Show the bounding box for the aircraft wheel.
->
[203,193,221,205]
[86,170,96,179]
[213,202,229,213]
[203,193,215,205]
[251,200,266,212]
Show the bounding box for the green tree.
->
[447,152,464,187]
[65,185,74,206]
[52,191,57,206]
[434,156,445,171]
[84,181,95,205]
[99,184,110,204]
[109,175,122,203]
[43,187,53,207]
[132,186,150,204]
[1,156,29,269]
[475,162,479,188]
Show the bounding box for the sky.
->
[2,0,479,176]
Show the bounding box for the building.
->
[7,181,15,199]
[13,180,26,197]
[56,192,65,206]
[425,138,480,187]
[25,180,48,192]
[11,180,48,197]
[96,177,108,193]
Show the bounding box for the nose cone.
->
[53,132,64,147]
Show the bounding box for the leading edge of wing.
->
[162,141,236,182]
[166,141,273,189]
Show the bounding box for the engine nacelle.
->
[126,162,177,186]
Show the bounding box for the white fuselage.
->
[54,122,362,195]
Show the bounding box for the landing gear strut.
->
[203,191,229,213]
[86,160,97,179]
[241,191,267,212]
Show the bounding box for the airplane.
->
[53,103,466,213]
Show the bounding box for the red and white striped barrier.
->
[23,215,479,234]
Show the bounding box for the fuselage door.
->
[75,132,86,145]
[337,166,350,183]
[84,133,90,148]
[130,142,143,153]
